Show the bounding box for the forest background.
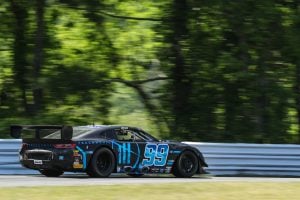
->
[0,0,300,143]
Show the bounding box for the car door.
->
[129,129,171,173]
[114,128,146,172]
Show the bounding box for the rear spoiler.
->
[10,125,73,140]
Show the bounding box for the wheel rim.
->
[180,155,195,174]
[96,152,112,173]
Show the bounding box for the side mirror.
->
[10,126,22,139]
[61,126,73,140]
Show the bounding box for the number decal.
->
[154,144,169,166]
[142,144,156,166]
[142,144,169,166]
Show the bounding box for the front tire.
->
[39,169,64,177]
[173,151,199,178]
[88,147,116,178]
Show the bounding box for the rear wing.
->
[10,125,73,140]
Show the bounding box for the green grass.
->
[1,182,300,200]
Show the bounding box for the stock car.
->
[10,125,208,178]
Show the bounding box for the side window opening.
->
[116,129,145,142]
[91,130,116,140]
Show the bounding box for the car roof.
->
[75,125,140,131]
[73,125,159,141]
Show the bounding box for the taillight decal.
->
[21,143,28,149]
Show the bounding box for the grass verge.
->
[1,182,300,200]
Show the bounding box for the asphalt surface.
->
[1,174,300,187]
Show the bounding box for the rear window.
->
[43,128,94,139]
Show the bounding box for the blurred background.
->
[0,0,299,143]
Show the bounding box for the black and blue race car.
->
[10,125,208,178]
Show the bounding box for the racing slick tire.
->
[88,147,116,178]
[172,150,199,178]
[127,173,144,178]
[39,169,64,177]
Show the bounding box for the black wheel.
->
[88,147,116,178]
[127,173,144,178]
[39,169,64,177]
[173,151,199,178]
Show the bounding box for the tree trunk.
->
[292,3,300,144]
[169,0,191,138]
[10,0,29,113]
[33,0,45,113]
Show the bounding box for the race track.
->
[1,174,300,187]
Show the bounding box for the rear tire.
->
[39,169,64,177]
[172,151,199,178]
[88,147,116,178]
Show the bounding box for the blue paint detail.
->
[118,149,122,164]
[132,143,140,168]
[111,141,122,164]
[127,143,131,164]
[171,150,181,154]
[59,155,64,160]
[111,141,138,166]
[122,143,126,164]
[76,146,87,169]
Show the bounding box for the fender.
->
[185,146,208,167]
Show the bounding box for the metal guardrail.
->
[1,139,300,176]
[0,139,38,174]
[185,142,300,176]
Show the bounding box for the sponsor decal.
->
[73,162,83,169]
[165,166,172,173]
[73,150,83,169]
[170,150,181,154]
[34,160,43,165]
[151,168,160,173]
[73,150,79,156]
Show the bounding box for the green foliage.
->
[0,0,299,143]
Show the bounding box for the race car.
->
[10,125,208,178]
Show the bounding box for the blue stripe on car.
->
[76,146,87,169]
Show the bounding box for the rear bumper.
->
[20,148,85,172]
[20,159,75,171]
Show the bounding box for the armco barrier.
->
[0,139,38,174]
[184,142,300,176]
[1,139,300,176]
